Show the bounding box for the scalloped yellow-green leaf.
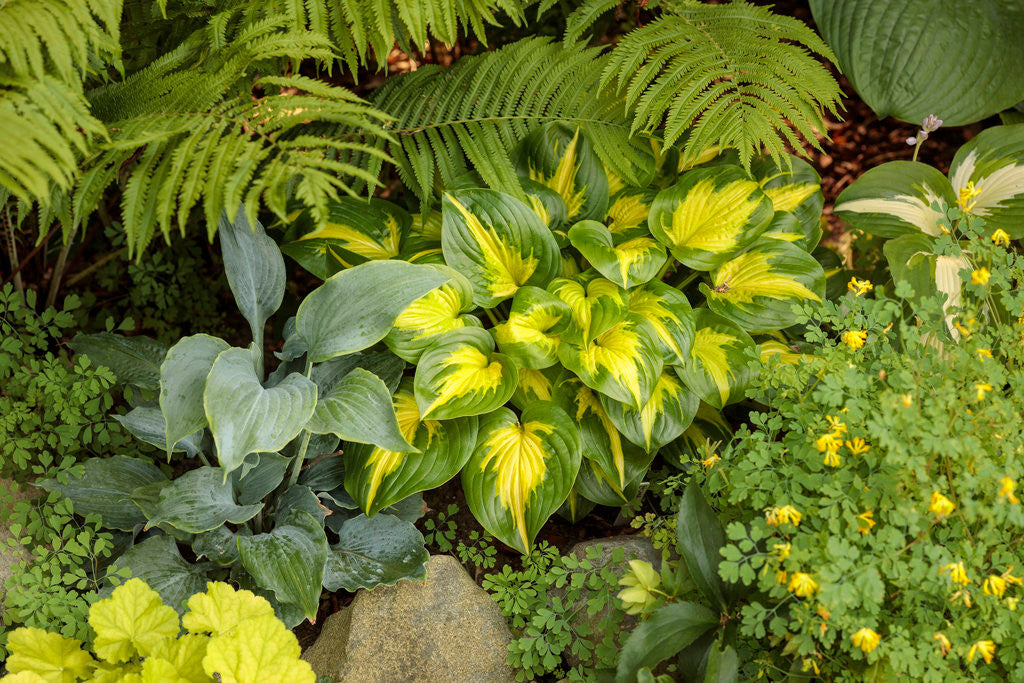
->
[203,614,314,683]
[88,579,180,664]
[4,628,96,683]
[182,583,275,637]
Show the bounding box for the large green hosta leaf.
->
[568,220,667,289]
[548,276,629,345]
[139,467,262,534]
[69,333,168,391]
[833,162,956,238]
[675,311,757,409]
[346,380,479,516]
[463,403,581,553]
[441,189,561,307]
[323,513,429,591]
[40,456,167,531]
[751,155,824,250]
[601,372,699,453]
[702,241,824,333]
[384,268,481,363]
[305,368,413,453]
[628,281,695,365]
[414,328,518,419]
[649,166,774,270]
[493,286,571,370]
[513,122,609,223]
[949,124,1024,237]
[219,210,285,350]
[159,334,229,454]
[810,1,1024,126]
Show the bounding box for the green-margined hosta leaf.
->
[281,198,411,279]
[751,155,824,250]
[513,122,609,223]
[203,347,317,478]
[462,403,581,553]
[568,220,667,289]
[628,281,695,365]
[296,260,452,362]
[159,334,229,454]
[601,371,699,453]
[414,328,518,419]
[833,161,956,238]
[493,286,571,370]
[510,366,558,410]
[701,241,825,333]
[346,379,478,516]
[323,513,429,592]
[573,449,654,507]
[305,367,414,452]
[661,402,733,470]
[648,165,774,270]
[948,124,1024,237]
[557,315,662,409]
[675,311,757,409]
[385,267,480,364]
[605,189,656,242]
[558,489,596,524]
[522,176,569,231]
[883,233,970,336]
[441,189,560,308]
[547,276,628,345]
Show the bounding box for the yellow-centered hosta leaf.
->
[385,267,482,363]
[660,402,733,470]
[414,328,518,419]
[493,286,571,369]
[649,165,774,270]
[628,281,696,365]
[674,310,757,409]
[751,154,824,250]
[605,189,656,242]
[601,371,699,452]
[547,276,628,345]
[462,403,581,553]
[510,366,558,410]
[568,220,667,289]
[573,449,655,508]
[702,241,825,333]
[441,189,561,307]
[346,379,479,516]
[522,176,569,230]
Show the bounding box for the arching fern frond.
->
[355,38,654,205]
[601,0,841,168]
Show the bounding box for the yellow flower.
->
[816,604,831,620]
[971,267,991,285]
[934,633,952,656]
[847,277,873,296]
[701,453,721,470]
[999,477,1020,504]
[991,229,1011,247]
[856,510,875,535]
[984,575,1007,597]
[815,432,841,453]
[841,330,867,350]
[825,415,847,434]
[958,181,983,213]
[823,450,841,467]
[974,383,993,401]
[977,348,993,359]
[954,320,972,338]
[929,491,956,517]
[788,572,818,597]
[766,505,802,527]
[901,394,913,408]
[967,640,995,664]
[801,659,820,675]
[776,569,788,585]
[846,437,870,456]
[851,627,880,654]
[773,542,791,561]
[940,561,971,586]
[617,560,662,616]
[1007,597,1020,610]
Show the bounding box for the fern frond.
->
[601,0,841,168]
[564,0,621,43]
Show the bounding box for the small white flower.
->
[922,114,943,132]
[906,136,917,145]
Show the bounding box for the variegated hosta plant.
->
[47,211,455,627]
[282,122,829,554]
[834,123,1024,335]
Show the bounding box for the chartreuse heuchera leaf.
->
[676,311,757,409]
[948,123,1024,237]
[305,367,414,453]
[701,241,825,333]
[628,281,695,365]
[414,327,518,419]
[601,371,699,453]
[89,578,180,663]
[493,286,571,369]
[159,334,229,455]
[203,347,317,479]
[568,220,667,289]
[3,628,96,681]
[440,188,560,307]
[648,165,774,270]
[181,582,274,636]
[463,403,581,553]
[548,276,629,345]
[346,379,479,516]
[384,268,481,363]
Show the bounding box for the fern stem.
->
[45,238,73,309]
[3,206,22,295]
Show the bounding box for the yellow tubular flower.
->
[984,575,1007,597]
[940,561,971,586]
[816,432,840,453]
[856,510,875,535]
[701,453,721,470]
[841,330,867,350]
[934,633,952,656]
[773,543,791,561]
[974,383,993,401]
[967,640,995,664]
[846,437,870,456]
[825,416,847,433]
[823,450,841,467]
[999,477,1020,504]
[851,628,880,654]
[788,572,818,597]
[971,267,991,285]
[1007,597,1020,611]
[778,505,803,526]
[991,229,1011,247]
[901,394,913,408]
[847,277,873,296]
[958,181,983,213]
[930,491,956,517]
[977,348,993,359]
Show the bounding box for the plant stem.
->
[46,237,73,309]
[4,206,23,294]
[287,430,312,488]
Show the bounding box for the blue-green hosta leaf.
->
[306,368,414,453]
[191,525,248,566]
[569,220,667,289]
[949,123,1024,237]
[141,467,262,534]
[462,403,581,553]
[39,456,167,531]
[605,188,656,242]
[675,311,757,409]
[296,260,452,362]
[160,334,229,453]
[701,241,825,333]
[232,452,290,505]
[513,122,610,223]
[441,189,560,307]
[310,347,406,396]
[69,332,168,391]
[660,402,733,470]
[113,406,203,458]
[833,162,956,238]
[751,154,824,250]
[522,176,569,231]
[204,348,317,478]
[275,485,330,526]
[384,267,481,363]
[109,536,208,614]
[557,315,662,409]
[648,166,774,270]
[323,513,429,591]
[346,379,479,516]
[628,281,695,365]
[601,372,699,452]
[493,286,571,370]
[414,328,518,420]
[237,511,328,622]
[219,209,285,345]
[547,276,629,345]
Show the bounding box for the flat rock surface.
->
[303,554,515,683]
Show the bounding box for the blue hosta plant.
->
[45,211,452,626]
[281,122,831,554]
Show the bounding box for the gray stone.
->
[303,554,515,683]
